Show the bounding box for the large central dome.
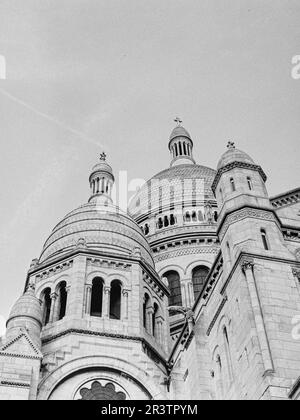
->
[129,164,216,220]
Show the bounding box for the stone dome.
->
[129,164,216,220]
[7,287,42,326]
[39,201,154,268]
[217,145,254,170]
[90,160,114,180]
[169,126,192,143]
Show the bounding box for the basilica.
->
[0,121,300,400]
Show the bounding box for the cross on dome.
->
[100,152,107,161]
[174,117,182,127]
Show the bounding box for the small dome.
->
[39,201,154,268]
[217,143,254,170]
[90,161,114,179]
[169,126,192,142]
[7,286,42,326]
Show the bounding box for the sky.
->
[0,0,299,334]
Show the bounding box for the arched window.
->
[174,143,178,157]
[164,270,182,306]
[144,224,149,235]
[185,211,191,222]
[110,280,122,320]
[158,218,163,229]
[261,229,270,250]
[192,211,197,222]
[143,293,150,330]
[91,278,103,317]
[192,266,209,300]
[183,142,187,155]
[152,302,159,338]
[164,215,169,227]
[214,211,218,222]
[57,281,67,321]
[170,214,176,225]
[230,178,236,192]
[247,177,253,190]
[41,288,51,326]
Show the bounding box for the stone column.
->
[65,285,71,316]
[122,289,129,320]
[181,281,188,307]
[102,286,111,318]
[146,306,154,334]
[85,284,92,315]
[49,292,58,323]
[241,258,274,374]
[156,316,164,346]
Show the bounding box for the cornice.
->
[26,248,165,294]
[271,187,300,209]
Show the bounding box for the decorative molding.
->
[206,295,228,336]
[212,161,267,192]
[154,246,219,262]
[0,380,30,389]
[36,260,73,282]
[218,207,276,242]
[271,188,300,209]
[87,257,132,271]
[143,271,165,299]
[240,257,255,273]
[282,228,300,243]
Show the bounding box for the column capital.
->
[122,289,130,297]
[240,257,254,273]
[292,267,300,281]
[104,286,111,294]
[146,307,155,315]
[50,292,58,300]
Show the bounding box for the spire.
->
[89,152,115,204]
[168,118,195,167]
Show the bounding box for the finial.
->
[174,117,182,127]
[227,141,236,150]
[100,152,107,161]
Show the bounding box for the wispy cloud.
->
[0,87,102,148]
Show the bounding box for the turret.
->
[168,118,196,167]
[212,142,290,272]
[6,283,42,347]
[89,152,115,204]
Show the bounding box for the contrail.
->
[0,86,104,148]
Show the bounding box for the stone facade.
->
[0,123,299,400]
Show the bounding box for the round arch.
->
[37,355,165,400]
